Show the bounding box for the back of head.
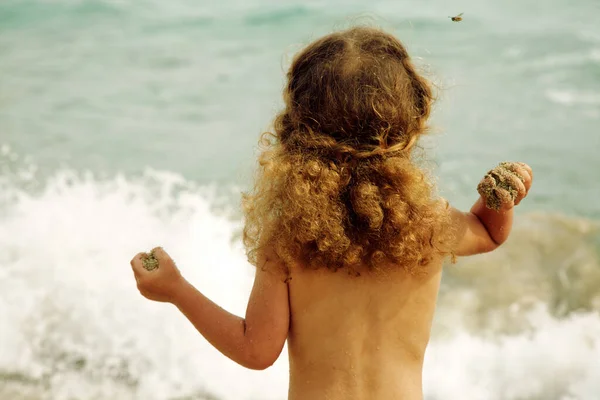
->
[243,26,452,276]
[283,26,432,157]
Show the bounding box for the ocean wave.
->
[0,167,286,400]
[1,161,599,399]
[511,49,600,76]
[438,212,600,336]
[545,89,600,106]
[426,307,600,400]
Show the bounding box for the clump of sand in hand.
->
[477,162,525,211]
[142,248,160,271]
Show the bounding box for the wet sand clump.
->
[477,162,524,211]
[142,249,160,271]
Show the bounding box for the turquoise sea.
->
[1,0,599,399]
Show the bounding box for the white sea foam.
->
[1,165,599,399]
[546,89,600,106]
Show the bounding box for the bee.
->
[449,12,464,22]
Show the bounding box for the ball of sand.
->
[142,250,159,271]
[477,162,523,211]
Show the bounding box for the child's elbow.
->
[243,353,278,370]
[481,238,502,254]
[241,344,281,370]
[246,359,275,371]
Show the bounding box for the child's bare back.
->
[286,261,443,400]
[128,26,533,400]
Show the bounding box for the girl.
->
[130,26,533,400]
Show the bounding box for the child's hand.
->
[130,247,185,303]
[477,162,533,211]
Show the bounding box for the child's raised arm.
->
[449,162,533,257]
[130,247,290,370]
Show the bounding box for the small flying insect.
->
[449,12,464,22]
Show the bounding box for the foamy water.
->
[1,154,599,399]
[0,160,289,400]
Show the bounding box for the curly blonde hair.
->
[242,26,454,276]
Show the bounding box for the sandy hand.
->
[130,247,185,303]
[477,162,533,211]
